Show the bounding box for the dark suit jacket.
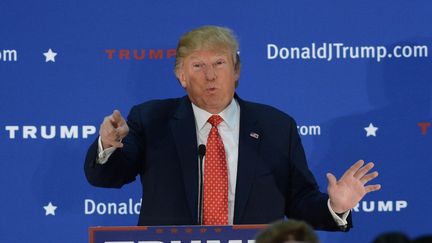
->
[84,95,352,231]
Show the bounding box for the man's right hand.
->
[99,110,129,149]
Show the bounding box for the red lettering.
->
[149,49,163,59]
[105,48,176,60]
[155,228,164,234]
[133,49,146,60]
[214,228,222,233]
[418,122,431,135]
[105,49,116,60]
[199,228,208,233]
[166,49,176,59]
[119,49,130,60]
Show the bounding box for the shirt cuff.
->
[327,199,350,226]
[97,136,117,164]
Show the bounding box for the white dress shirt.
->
[191,98,240,225]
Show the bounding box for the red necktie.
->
[203,114,228,225]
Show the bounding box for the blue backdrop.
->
[1,1,431,242]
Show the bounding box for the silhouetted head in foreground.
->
[255,220,319,243]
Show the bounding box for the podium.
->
[89,225,266,243]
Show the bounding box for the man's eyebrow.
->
[188,56,202,60]
[189,51,229,59]
[189,54,227,60]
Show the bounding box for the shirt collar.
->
[191,98,239,131]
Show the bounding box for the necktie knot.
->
[208,114,223,127]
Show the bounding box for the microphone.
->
[197,144,206,224]
[198,144,206,162]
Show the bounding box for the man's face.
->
[177,49,239,114]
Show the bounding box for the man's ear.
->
[234,53,241,81]
[234,68,240,81]
[176,69,187,88]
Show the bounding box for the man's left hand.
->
[327,160,381,214]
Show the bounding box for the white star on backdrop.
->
[43,49,57,62]
[43,202,57,216]
[364,123,378,137]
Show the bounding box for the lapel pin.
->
[249,132,259,139]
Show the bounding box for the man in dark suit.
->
[84,26,381,231]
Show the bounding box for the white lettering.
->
[83,125,96,138]
[97,202,107,214]
[342,46,350,58]
[107,202,117,214]
[349,46,359,59]
[297,125,321,136]
[106,240,255,243]
[317,43,327,59]
[414,45,428,57]
[0,49,18,61]
[41,126,56,139]
[394,46,402,58]
[378,201,392,212]
[5,126,19,139]
[266,43,428,62]
[362,201,375,212]
[361,46,375,58]
[267,44,278,59]
[85,199,95,214]
[106,241,134,243]
[290,47,300,59]
[402,46,413,57]
[135,199,141,214]
[311,43,316,59]
[118,203,127,215]
[396,200,408,211]
[84,198,141,215]
[353,200,408,212]
[4,125,97,139]
[61,126,78,138]
[299,126,308,136]
[279,47,289,59]
[327,43,332,61]
[23,126,37,139]
[376,46,386,62]
[333,43,343,59]
[300,47,310,59]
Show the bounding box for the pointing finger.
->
[111,110,123,124]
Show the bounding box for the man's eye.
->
[215,60,226,66]
[193,63,203,68]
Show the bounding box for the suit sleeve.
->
[285,118,353,231]
[84,106,145,188]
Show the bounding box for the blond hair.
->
[174,25,240,76]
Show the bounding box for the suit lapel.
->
[234,97,262,223]
[170,96,198,223]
